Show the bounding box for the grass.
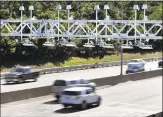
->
[1,52,162,72]
[60,52,162,67]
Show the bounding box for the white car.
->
[60,87,101,110]
[127,59,145,67]
[51,79,96,100]
[126,59,146,73]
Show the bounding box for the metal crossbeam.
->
[0,19,162,40]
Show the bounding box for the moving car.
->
[126,59,145,74]
[158,60,163,68]
[51,79,96,100]
[127,59,145,67]
[4,67,40,84]
[60,87,101,110]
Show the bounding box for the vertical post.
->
[58,10,60,41]
[142,4,147,35]
[94,5,99,42]
[29,6,34,38]
[120,2,124,75]
[144,9,145,34]
[96,9,98,42]
[112,23,113,34]
[30,10,32,37]
[0,49,4,76]
[21,10,23,41]
[105,9,107,36]
[66,5,71,40]
[68,10,70,33]
[104,5,110,37]
[135,9,137,44]
[56,5,61,41]
[19,6,24,42]
[105,9,107,19]
[133,5,139,44]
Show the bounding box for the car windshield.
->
[129,66,139,69]
[130,60,139,63]
[80,79,89,84]
[70,80,78,85]
[63,91,81,95]
[54,80,66,86]
[11,68,25,72]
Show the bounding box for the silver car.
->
[126,59,146,74]
[51,79,96,100]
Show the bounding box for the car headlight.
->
[89,82,96,87]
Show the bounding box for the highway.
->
[1,61,158,92]
[1,76,162,117]
[1,61,160,93]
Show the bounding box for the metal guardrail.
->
[1,57,162,79]
[39,57,162,74]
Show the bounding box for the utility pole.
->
[120,2,124,75]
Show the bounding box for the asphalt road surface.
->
[1,61,160,93]
[1,76,162,117]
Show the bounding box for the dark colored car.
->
[158,60,163,68]
[4,67,40,84]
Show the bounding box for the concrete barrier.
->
[1,86,51,104]
[90,69,162,86]
[1,69,162,104]
[147,112,162,117]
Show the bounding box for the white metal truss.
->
[0,19,162,40]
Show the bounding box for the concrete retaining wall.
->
[90,69,162,86]
[1,69,162,104]
[147,112,162,117]
[1,86,51,104]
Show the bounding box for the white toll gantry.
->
[0,4,162,49]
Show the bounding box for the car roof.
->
[55,79,88,82]
[63,87,92,91]
[14,66,30,69]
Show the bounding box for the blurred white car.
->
[126,59,146,74]
[51,79,96,100]
[127,59,146,67]
[60,87,101,110]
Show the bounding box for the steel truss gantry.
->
[1,19,162,40]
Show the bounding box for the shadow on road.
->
[54,106,97,114]
[1,80,33,85]
[43,100,59,105]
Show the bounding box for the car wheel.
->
[96,97,101,107]
[80,101,87,110]
[63,104,68,108]
[56,95,60,101]
[15,81,19,84]
[33,77,37,82]
[19,79,24,83]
